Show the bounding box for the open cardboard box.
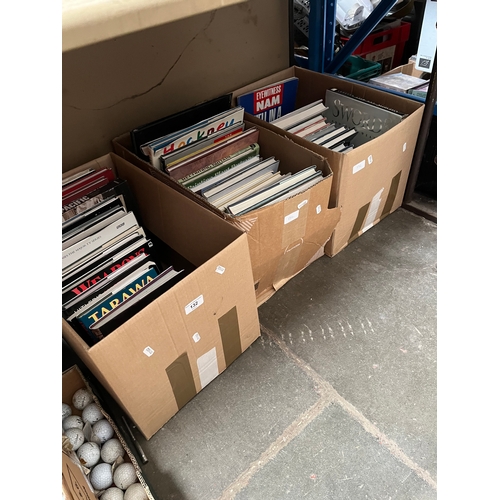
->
[113,121,341,305]
[231,66,425,257]
[62,364,156,499]
[62,153,261,439]
[383,59,427,79]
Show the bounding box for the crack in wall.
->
[64,10,217,111]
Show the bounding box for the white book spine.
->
[62,212,138,271]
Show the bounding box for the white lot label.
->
[143,346,154,357]
[197,348,219,389]
[192,332,201,343]
[368,155,373,164]
[316,205,322,214]
[403,142,407,152]
[353,160,366,174]
[284,210,299,224]
[215,265,225,275]
[298,199,308,209]
[185,294,204,315]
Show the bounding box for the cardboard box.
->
[62,365,155,499]
[231,66,425,257]
[113,121,341,305]
[384,59,427,79]
[62,153,261,439]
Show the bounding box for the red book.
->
[62,168,116,202]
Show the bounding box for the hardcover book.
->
[269,100,328,131]
[61,238,156,305]
[62,179,137,223]
[75,265,160,336]
[236,77,299,122]
[181,144,261,193]
[324,88,405,146]
[227,166,321,215]
[62,168,116,204]
[62,212,139,272]
[89,266,185,339]
[165,127,259,181]
[159,122,245,172]
[143,107,245,170]
[62,205,127,250]
[202,156,279,201]
[131,94,232,160]
[63,253,154,318]
[62,228,147,286]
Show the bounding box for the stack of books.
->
[235,80,358,153]
[134,102,327,216]
[62,168,185,345]
[268,99,358,153]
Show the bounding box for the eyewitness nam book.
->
[236,77,299,122]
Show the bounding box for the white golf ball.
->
[101,487,124,500]
[113,463,137,490]
[101,438,125,464]
[77,441,101,468]
[63,415,84,431]
[62,403,72,420]
[92,419,114,444]
[82,403,104,425]
[124,483,148,500]
[72,388,93,410]
[65,428,85,451]
[90,463,113,491]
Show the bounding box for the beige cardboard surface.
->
[62,365,155,499]
[62,157,260,439]
[62,0,290,171]
[384,60,427,79]
[112,123,341,304]
[232,66,424,256]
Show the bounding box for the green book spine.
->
[180,144,260,189]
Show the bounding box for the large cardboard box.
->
[62,153,261,440]
[62,365,156,499]
[231,66,425,257]
[113,121,341,305]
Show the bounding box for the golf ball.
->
[77,441,101,468]
[90,463,113,491]
[113,463,137,490]
[72,388,93,410]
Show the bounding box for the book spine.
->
[62,212,138,271]
[182,144,260,190]
[76,268,159,335]
[62,242,153,304]
[148,108,245,169]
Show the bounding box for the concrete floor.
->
[129,207,437,500]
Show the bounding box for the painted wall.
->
[62,0,290,171]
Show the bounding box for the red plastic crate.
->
[341,21,411,73]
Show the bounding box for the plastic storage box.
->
[338,56,382,82]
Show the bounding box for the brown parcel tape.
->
[62,365,156,499]
[112,122,341,306]
[62,153,261,440]
[231,66,425,257]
